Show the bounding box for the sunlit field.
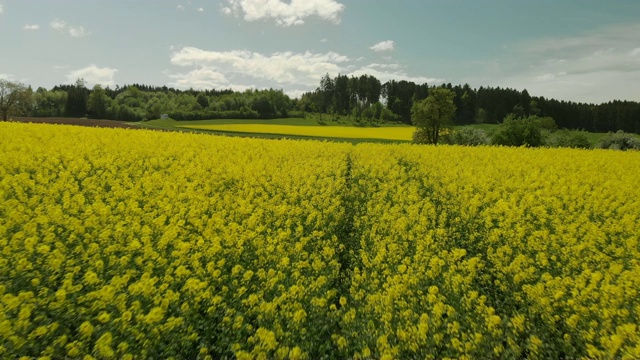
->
[178,123,417,141]
[2,122,640,359]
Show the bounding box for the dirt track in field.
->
[6,117,140,129]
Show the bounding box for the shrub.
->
[598,130,640,150]
[530,115,558,131]
[412,127,431,144]
[492,114,544,147]
[545,129,591,149]
[443,127,489,146]
[381,108,401,123]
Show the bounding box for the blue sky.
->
[1,0,639,103]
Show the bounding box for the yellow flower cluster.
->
[0,123,349,359]
[336,143,640,359]
[1,122,639,359]
[179,124,416,141]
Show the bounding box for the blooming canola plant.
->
[1,122,639,359]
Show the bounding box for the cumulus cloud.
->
[198,7,204,12]
[24,24,40,30]
[50,18,89,37]
[170,47,350,86]
[50,18,66,31]
[68,26,88,37]
[168,68,229,89]
[0,4,4,14]
[370,40,395,52]
[167,46,442,94]
[221,0,345,26]
[177,4,184,10]
[66,65,118,86]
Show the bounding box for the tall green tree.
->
[0,80,31,120]
[87,84,111,119]
[65,78,89,117]
[411,88,456,144]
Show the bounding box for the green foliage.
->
[33,88,67,117]
[169,109,260,121]
[545,129,592,149]
[411,127,431,144]
[65,78,88,117]
[380,108,400,123]
[0,80,31,120]
[443,127,489,146]
[598,131,640,150]
[531,115,558,131]
[411,88,456,144]
[475,108,487,124]
[87,84,112,119]
[492,114,545,147]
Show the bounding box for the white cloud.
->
[170,47,349,86]
[367,63,402,70]
[168,46,442,94]
[370,40,395,52]
[50,18,66,31]
[285,89,308,99]
[630,47,640,57]
[221,0,345,27]
[350,63,443,85]
[169,68,229,88]
[0,4,4,14]
[66,65,118,86]
[320,38,327,43]
[198,7,204,12]
[24,24,40,30]
[177,4,184,10]
[50,18,90,37]
[0,74,15,81]
[68,26,88,37]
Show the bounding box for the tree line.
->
[2,79,294,122]
[300,75,640,134]
[1,76,639,134]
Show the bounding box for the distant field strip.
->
[179,124,416,141]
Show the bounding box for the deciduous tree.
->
[0,80,30,121]
[411,88,456,144]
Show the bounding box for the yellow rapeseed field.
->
[1,122,639,359]
[178,124,416,141]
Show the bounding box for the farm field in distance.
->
[138,117,626,146]
[178,123,417,141]
[1,121,640,359]
[8,116,631,146]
